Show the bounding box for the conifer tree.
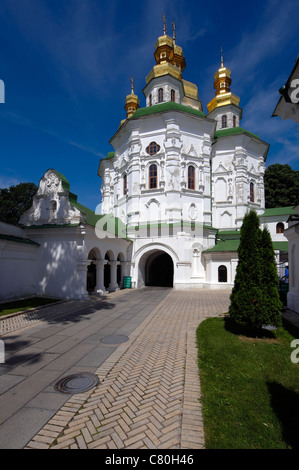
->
[260,226,282,327]
[229,210,265,327]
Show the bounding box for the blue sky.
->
[0,0,298,211]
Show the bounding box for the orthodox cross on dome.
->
[123,76,140,121]
[163,14,167,35]
[172,19,176,41]
[130,76,135,94]
[221,46,224,68]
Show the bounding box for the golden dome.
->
[207,49,240,113]
[120,77,140,126]
[145,18,186,84]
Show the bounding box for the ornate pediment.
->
[19,169,84,226]
[187,144,198,157]
[214,162,230,174]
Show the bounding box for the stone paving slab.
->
[24,289,232,450]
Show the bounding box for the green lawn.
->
[196,316,299,449]
[0,297,60,317]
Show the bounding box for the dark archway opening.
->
[87,262,96,293]
[146,252,173,287]
[117,254,122,287]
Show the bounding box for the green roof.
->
[272,241,289,252]
[261,206,296,217]
[131,102,206,119]
[56,170,71,192]
[214,126,260,140]
[204,237,288,254]
[203,239,240,253]
[98,151,116,164]
[217,230,241,238]
[106,151,115,159]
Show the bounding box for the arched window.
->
[250,182,254,202]
[123,174,127,195]
[149,94,152,106]
[188,165,195,190]
[171,89,175,102]
[233,115,237,127]
[218,265,227,283]
[221,115,227,128]
[49,200,57,218]
[158,88,164,103]
[149,164,158,189]
[276,222,284,234]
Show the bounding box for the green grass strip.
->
[196,316,299,449]
[0,297,60,317]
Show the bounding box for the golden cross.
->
[163,15,167,35]
[130,76,135,93]
[172,19,176,40]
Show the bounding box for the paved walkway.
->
[0,288,231,449]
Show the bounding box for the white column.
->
[191,247,205,279]
[118,261,126,288]
[108,260,120,292]
[95,259,108,294]
[75,260,89,300]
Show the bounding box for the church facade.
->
[97,29,289,291]
[0,28,293,301]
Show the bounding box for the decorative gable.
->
[19,169,84,226]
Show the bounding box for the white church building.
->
[0,27,294,301]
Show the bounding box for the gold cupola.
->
[121,77,140,126]
[145,17,186,84]
[207,48,240,113]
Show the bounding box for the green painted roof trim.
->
[56,170,71,192]
[261,206,296,217]
[131,102,206,119]
[0,234,40,245]
[106,151,115,159]
[214,126,260,140]
[204,238,288,253]
[24,224,80,229]
[98,151,116,164]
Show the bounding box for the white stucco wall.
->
[0,222,39,300]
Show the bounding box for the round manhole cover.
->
[100,335,128,344]
[54,373,99,394]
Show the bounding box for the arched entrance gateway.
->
[146,251,173,287]
[137,248,174,288]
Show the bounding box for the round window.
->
[146,142,160,156]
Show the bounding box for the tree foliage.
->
[0,182,37,225]
[264,163,299,208]
[260,226,282,327]
[229,210,282,328]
